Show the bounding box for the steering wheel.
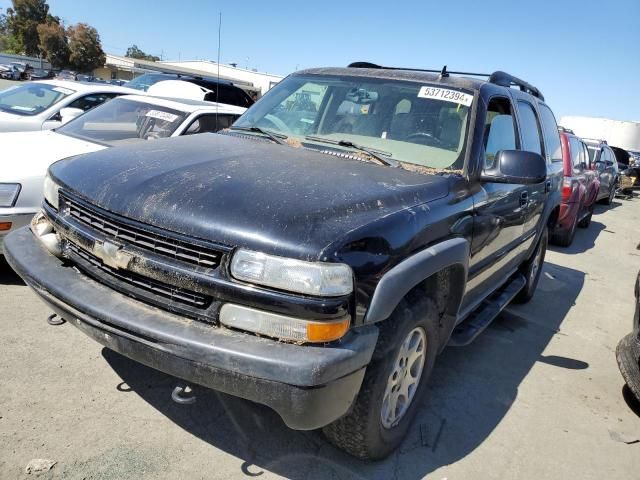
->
[258,114,292,134]
[405,132,446,147]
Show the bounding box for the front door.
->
[463,96,527,314]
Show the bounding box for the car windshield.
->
[234,74,473,170]
[57,97,187,146]
[0,83,75,116]
[127,74,173,92]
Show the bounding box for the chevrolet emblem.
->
[92,240,134,270]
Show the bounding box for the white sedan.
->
[0,80,137,132]
[0,94,246,253]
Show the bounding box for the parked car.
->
[55,70,77,81]
[29,68,55,80]
[0,94,244,254]
[0,80,137,132]
[4,63,563,459]
[584,139,619,204]
[0,64,21,80]
[611,146,640,192]
[616,269,640,404]
[551,127,600,246]
[9,62,33,80]
[127,72,254,108]
[108,79,128,87]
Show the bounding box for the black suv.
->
[5,63,562,459]
[126,72,255,108]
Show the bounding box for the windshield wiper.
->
[229,126,287,145]
[304,135,399,168]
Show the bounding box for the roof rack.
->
[347,62,545,101]
[558,126,575,134]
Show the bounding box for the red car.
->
[551,128,600,246]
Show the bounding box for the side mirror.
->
[59,107,84,124]
[481,150,547,185]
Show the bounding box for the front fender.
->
[364,237,469,325]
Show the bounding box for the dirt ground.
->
[1,196,639,479]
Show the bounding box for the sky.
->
[1,0,639,121]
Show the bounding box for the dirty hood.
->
[50,134,450,259]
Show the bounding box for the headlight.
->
[43,174,60,210]
[231,249,353,296]
[0,183,21,207]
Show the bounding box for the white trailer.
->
[560,116,640,152]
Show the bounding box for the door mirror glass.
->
[481,150,547,184]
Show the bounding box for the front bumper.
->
[4,227,379,430]
[0,212,34,254]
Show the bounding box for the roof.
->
[36,79,138,94]
[119,94,247,115]
[297,67,490,91]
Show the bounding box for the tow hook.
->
[171,385,196,405]
[47,313,66,326]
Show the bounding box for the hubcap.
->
[380,327,427,429]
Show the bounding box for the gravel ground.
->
[1,196,639,479]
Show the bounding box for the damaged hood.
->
[50,134,449,259]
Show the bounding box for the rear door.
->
[516,100,547,243]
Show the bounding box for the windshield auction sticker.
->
[145,110,179,122]
[52,87,74,95]
[417,87,473,107]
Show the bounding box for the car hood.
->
[51,134,450,260]
[0,130,105,181]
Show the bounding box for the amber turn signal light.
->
[0,222,12,232]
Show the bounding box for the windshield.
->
[234,74,472,169]
[57,97,187,145]
[127,74,173,92]
[0,83,74,116]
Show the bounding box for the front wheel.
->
[514,227,547,304]
[322,296,439,460]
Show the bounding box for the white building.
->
[160,60,284,96]
[560,116,640,152]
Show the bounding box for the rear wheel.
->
[602,184,615,205]
[515,227,547,304]
[551,215,576,247]
[322,296,439,460]
[578,204,593,228]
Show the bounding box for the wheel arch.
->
[363,237,469,350]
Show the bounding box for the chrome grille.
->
[60,192,222,269]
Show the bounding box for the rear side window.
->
[538,104,562,163]
[68,93,119,112]
[184,114,239,135]
[517,101,543,155]
[568,136,583,168]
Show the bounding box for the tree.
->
[67,23,105,72]
[37,21,68,68]
[6,0,52,56]
[125,44,160,62]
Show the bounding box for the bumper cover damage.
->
[4,227,379,430]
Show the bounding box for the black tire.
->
[322,296,439,460]
[514,227,547,304]
[551,215,576,247]
[616,333,640,403]
[578,204,593,228]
